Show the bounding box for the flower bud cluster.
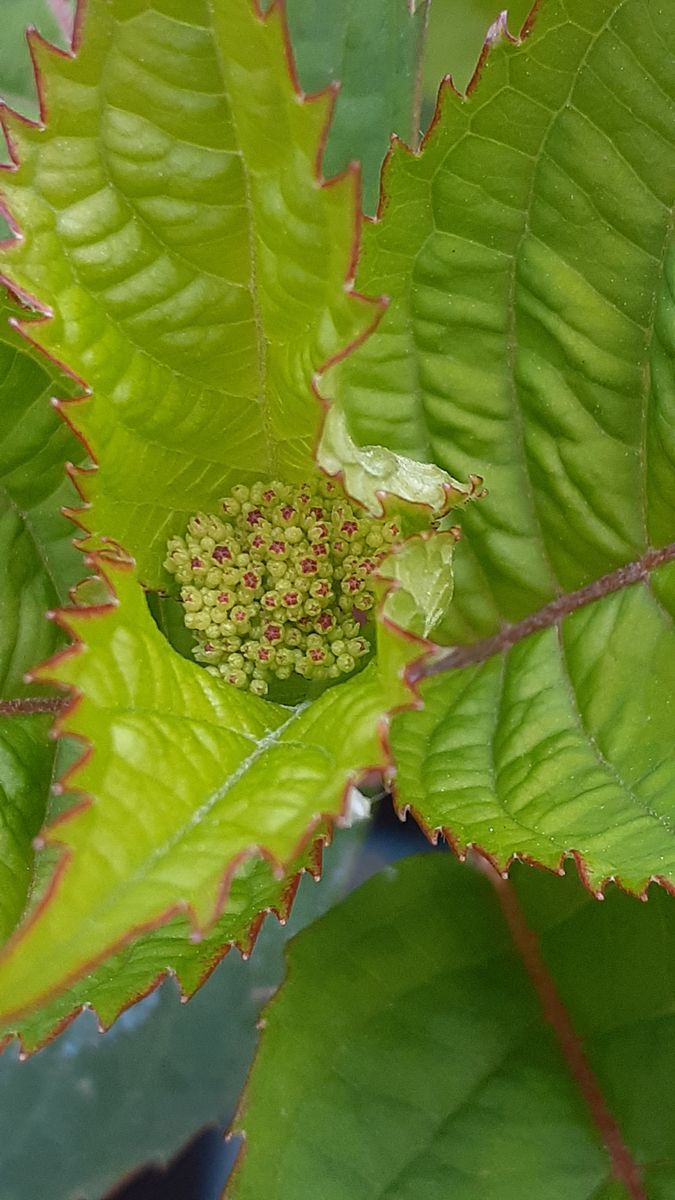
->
[164,478,402,697]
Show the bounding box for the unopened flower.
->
[165,477,401,696]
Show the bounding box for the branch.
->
[488,861,646,1199]
[409,542,675,683]
[0,697,65,717]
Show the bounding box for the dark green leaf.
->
[230,852,675,1199]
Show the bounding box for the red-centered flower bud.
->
[340,520,359,539]
[225,668,249,689]
[171,476,392,695]
[315,611,336,633]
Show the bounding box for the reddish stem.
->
[410,542,675,682]
[0,697,64,716]
[489,866,646,1199]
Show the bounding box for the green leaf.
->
[0,0,380,586]
[328,0,675,889]
[422,0,531,96]
[0,0,469,1042]
[0,289,82,939]
[229,852,675,1199]
[0,530,445,1042]
[266,0,431,214]
[0,1,68,120]
[0,827,362,1200]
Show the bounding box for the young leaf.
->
[0,523,451,1044]
[328,0,675,890]
[229,852,674,1199]
[0,289,82,939]
[0,828,362,1200]
[0,0,380,586]
[0,0,473,1043]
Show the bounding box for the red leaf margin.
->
[0,0,398,1049]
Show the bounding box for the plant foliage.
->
[0,0,674,1194]
[230,853,675,1198]
[329,0,675,892]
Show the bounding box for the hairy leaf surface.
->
[230,853,675,1198]
[329,0,675,888]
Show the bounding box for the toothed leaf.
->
[1,0,379,586]
[329,0,675,890]
[229,853,675,1199]
[0,828,362,1200]
[0,289,82,940]
[268,0,431,213]
[0,532,444,1042]
[0,0,463,1042]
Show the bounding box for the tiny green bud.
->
[336,652,355,674]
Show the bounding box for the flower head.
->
[164,477,400,696]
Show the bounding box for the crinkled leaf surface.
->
[0,828,362,1200]
[262,0,430,214]
[0,556,389,1040]
[0,290,82,940]
[229,852,675,1199]
[0,0,379,586]
[0,522,450,1045]
[0,0,465,1044]
[329,0,675,890]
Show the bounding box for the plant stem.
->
[0,697,64,716]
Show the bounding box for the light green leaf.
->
[329,0,675,888]
[1,0,379,586]
[0,827,362,1200]
[0,289,82,940]
[229,852,675,1199]
[0,531,442,1042]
